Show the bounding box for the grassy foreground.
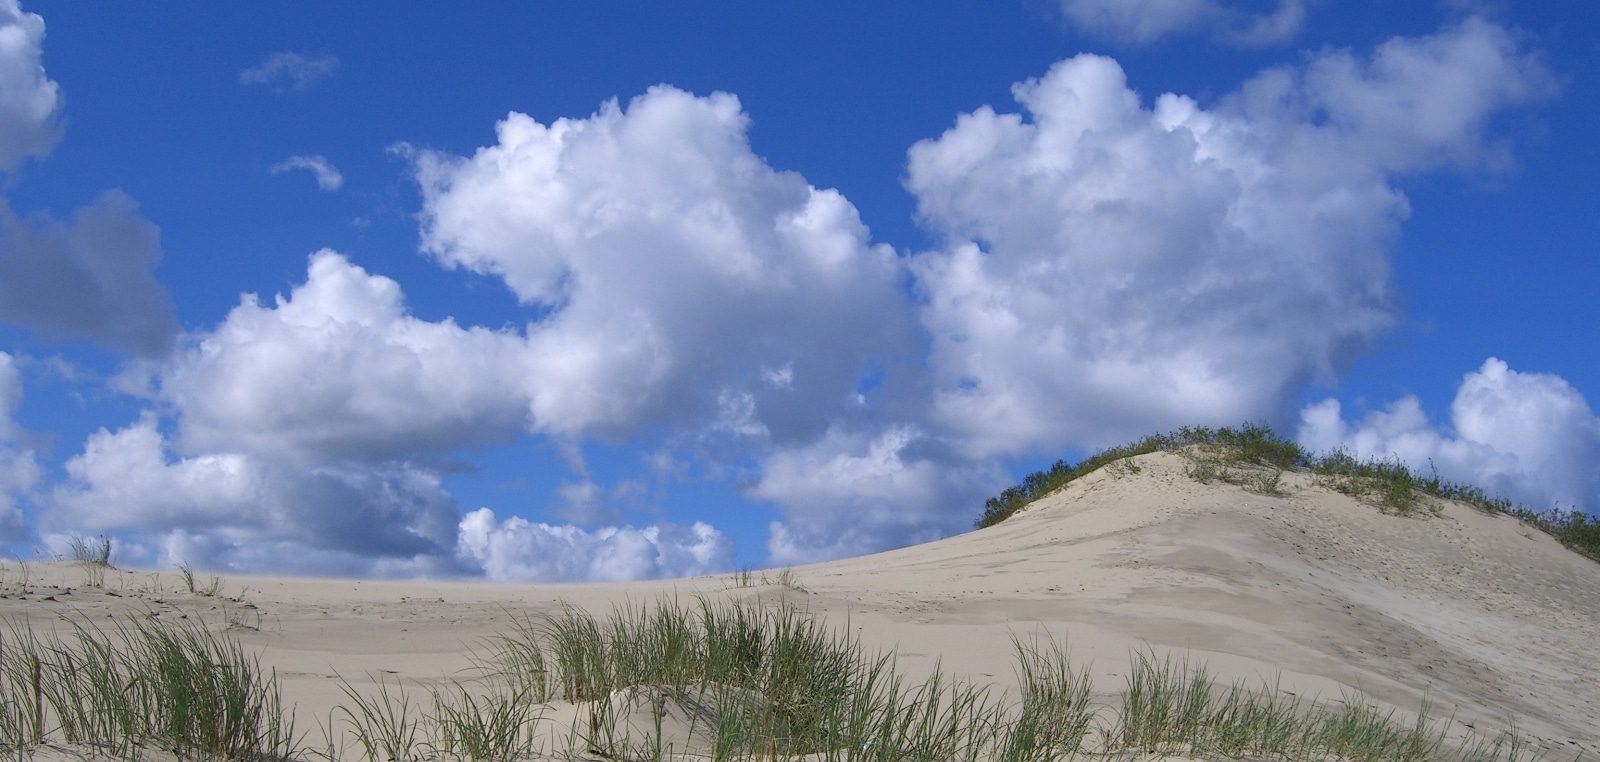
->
[1,601,1544,761]
[975,424,1600,562]
[0,616,297,759]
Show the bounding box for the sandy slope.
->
[2,450,1595,759]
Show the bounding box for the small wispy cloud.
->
[270,154,344,191]
[1055,0,1310,47]
[239,52,340,92]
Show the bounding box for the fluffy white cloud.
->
[47,251,739,581]
[1253,17,1559,171]
[752,427,1002,565]
[411,85,937,564]
[0,192,179,356]
[43,252,539,574]
[1299,359,1600,513]
[905,19,1552,459]
[0,352,36,540]
[410,85,911,443]
[161,250,533,462]
[1056,0,1309,46]
[270,154,344,191]
[48,413,738,580]
[457,507,732,582]
[47,414,464,575]
[239,52,339,92]
[0,0,60,170]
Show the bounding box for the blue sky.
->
[1,1,1595,580]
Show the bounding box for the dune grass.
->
[975,423,1600,562]
[1100,650,1541,762]
[338,598,1542,762]
[178,561,226,596]
[0,615,298,760]
[487,598,1078,760]
[65,534,114,588]
[67,534,113,567]
[1,600,1547,761]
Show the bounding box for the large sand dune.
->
[3,451,1595,759]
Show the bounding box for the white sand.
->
[4,450,1596,760]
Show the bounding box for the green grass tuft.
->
[0,615,298,759]
[66,535,112,567]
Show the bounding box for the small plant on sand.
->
[1312,450,1425,515]
[337,675,421,762]
[7,556,29,595]
[773,567,805,592]
[426,684,545,762]
[1000,633,1095,760]
[1184,457,1228,484]
[67,534,112,567]
[482,614,551,705]
[177,562,224,596]
[1112,649,1220,753]
[1246,467,1287,496]
[66,534,112,588]
[1106,457,1142,478]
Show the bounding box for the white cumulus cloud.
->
[904,19,1553,459]
[1056,0,1310,46]
[457,507,733,582]
[47,413,464,575]
[47,251,530,574]
[752,427,1002,565]
[270,154,344,191]
[409,87,936,565]
[0,0,60,170]
[1299,359,1600,513]
[160,250,533,462]
[1266,17,1559,171]
[46,251,741,581]
[409,85,911,444]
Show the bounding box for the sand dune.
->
[3,450,1595,759]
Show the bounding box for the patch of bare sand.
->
[2,450,1594,759]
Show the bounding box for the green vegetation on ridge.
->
[975,424,1599,563]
